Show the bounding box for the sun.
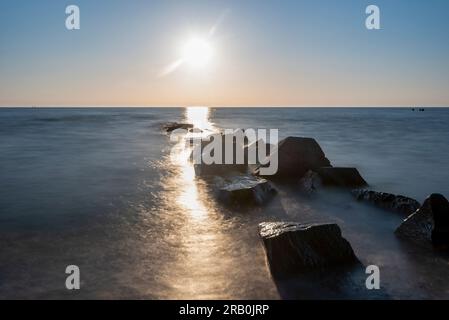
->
[159,36,215,76]
[182,37,213,68]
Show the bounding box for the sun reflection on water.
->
[171,106,216,221]
[185,106,214,131]
[161,107,277,299]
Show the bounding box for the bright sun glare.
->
[160,35,215,76]
[182,37,213,68]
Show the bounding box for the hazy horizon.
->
[1,105,449,108]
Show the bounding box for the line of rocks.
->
[352,189,421,216]
[192,133,370,207]
[165,123,449,288]
[351,190,449,249]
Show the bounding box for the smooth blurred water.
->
[0,107,449,299]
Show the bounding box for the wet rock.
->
[396,194,449,248]
[299,168,367,193]
[314,167,368,188]
[259,222,359,277]
[352,189,421,216]
[163,122,193,133]
[298,170,322,194]
[258,137,331,179]
[214,175,277,207]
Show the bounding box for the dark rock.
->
[163,122,193,133]
[258,137,331,179]
[244,140,274,175]
[298,170,322,194]
[352,189,421,216]
[193,132,248,176]
[243,139,273,163]
[259,222,359,277]
[298,168,367,193]
[214,175,277,207]
[395,194,449,248]
[315,167,368,188]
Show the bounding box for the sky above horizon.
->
[1,0,449,107]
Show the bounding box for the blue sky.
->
[1,0,448,106]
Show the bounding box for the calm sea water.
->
[1,107,449,299]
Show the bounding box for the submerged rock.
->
[395,194,449,248]
[163,122,193,133]
[258,137,331,179]
[315,167,368,188]
[259,222,359,277]
[352,189,421,216]
[214,175,277,207]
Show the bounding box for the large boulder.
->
[257,137,331,179]
[259,222,359,277]
[214,175,277,207]
[315,167,368,188]
[395,194,449,248]
[352,189,421,216]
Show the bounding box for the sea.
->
[1,107,449,299]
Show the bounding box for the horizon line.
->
[1,105,449,109]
